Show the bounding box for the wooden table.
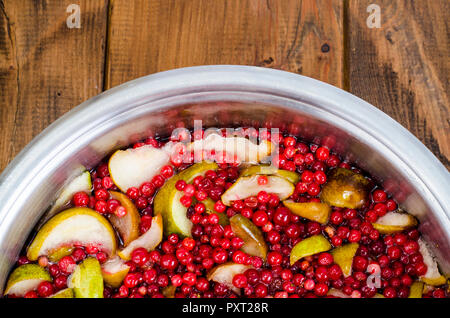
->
[0,0,448,172]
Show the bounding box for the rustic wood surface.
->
[0,0,108,171]
[348,0,449,168]
[0,0,448,172]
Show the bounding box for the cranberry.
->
[387,246,402,260]
[328,264,343,280]
[372,189,387,202]
[403,240,419,255]
[307,222,322,236]
[348,230,362,243]
[267,251,283,267]
[160,254,178,271]
[24,291,39,298]
[252,210,269,227]
[383,286,397,298]
[37,281,54,297]
[54,275,67,290]
[232,273,248,288]
[131,247,149,267]
[330,211,343,225]
[58,256,76,274]
[317,252,333,266]
[73,191,89,207]
[353,256,369,271]
[143,268,157,284]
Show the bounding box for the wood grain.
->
[0,0,108,172]
[106,0,344,89]
[0,0,448,173]
[347,0,450,168]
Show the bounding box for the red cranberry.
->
[58,256,76,274]
[73,191,89,207]
[232,273,248,288]
[267,251,283,267]
[317,253,333,266]
[37,281,54,297]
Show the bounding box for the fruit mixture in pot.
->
[4,128,448,298]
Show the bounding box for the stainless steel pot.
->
[0,66,448,293]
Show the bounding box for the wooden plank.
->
[0,0,108,172]
[106,0,344,89]
[347,0,450,168]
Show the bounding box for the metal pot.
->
[0,66,448,292]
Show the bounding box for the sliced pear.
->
[239,165,300,184]
[221,175,294,206]
[154,161,218,237]
[108,191,140,246]
[207,262,252,294]
[48,246,74,262]
[68,257,103,298]
[230,214,268,260]
[162,285,177,298]
[187,133,272,164]
[27,207,117,261]
[409,281,424,298]
[108,144,170,192]
[331,243,359,277]
[49,288,74,298]
[290,235,332,265]
[4,264,52,297]
[48,171,92,216]
[417,238,446,286]
[320,168,370,209]
[118,214,163,260]
[372,210,418,234]
[283,200,331,224]
[101,256,130,288]
[203,198,229,226]
[327,288,350,298]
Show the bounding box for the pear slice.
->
[290,235,332,265]
[417,238,446,286]
[239,165,300,184]
[328,289,384,298]
[187,133,272,164]
[221,175,294,206]
[320,168,370,209]
[46,171,92,219]
[49,288,74,298]
[331,243,359,277]
[4,264,52,297]
[203,198,229,226]
[154,161,218,237]
[108,144,170,192]
[27,207,117,261]
[68,257,103,298]
[48,246,74,262]
[108,191,141,246]
[162,285,177,298]
[207,262,252,295]
[101,256,130,288]
[118,214,163,260]
[372,211,418,234]
[327,288,350,298]
[408,281,424,298]
[283,200,331,224]
[230,214,268,260]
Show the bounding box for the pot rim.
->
[0,65,448,236]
